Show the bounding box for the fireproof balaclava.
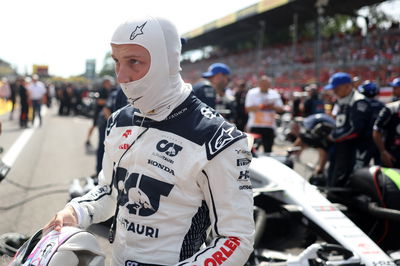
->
[111,16,191,121]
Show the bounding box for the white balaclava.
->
[111,16,191,121]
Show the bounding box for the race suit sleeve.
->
[332,99,371,142]
[373,106,391,132]
[67,147,117,228]
[177,137,255,266]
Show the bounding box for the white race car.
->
[249,154,400,266]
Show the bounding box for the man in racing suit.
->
[45,16,254,266]
[324,72,373,187]
[373,100,400,168]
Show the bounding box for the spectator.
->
[0,77,10,101]
[85,77,114,146]
[64,84,75,116]
[27,74,46,126]
[46,82,56,108]
[9,78,18,120]
[245,75,284,153]
[58,85,69,116]
[234,80,249,131]
[18,77,29,128]
[291,91,305,117]
[303,84,325,117]
[95,86,127,175]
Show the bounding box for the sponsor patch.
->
[234,149,252,157]
[371,261,396,266]
[122,129,132,138]
[152,152,174,164]
[201,106,219,119]
[237,158,251,166]
[80,185,110,202]
[238,170,250,181]
[312,205,339,212]
[147,159,175,176]
[166,107,188,120]
[356,101,368,112]
[119,143,130,150]
[203,237,241,265]
[156,139,183,157]
[113,168,174,217]
[120,217,159,239]
[206,122,245,160]
[125,261,139,266]
[336,114,346,127]
[129,21,147,40]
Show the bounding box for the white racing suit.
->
[69,94,255,265]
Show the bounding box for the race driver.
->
[44,16,255,266]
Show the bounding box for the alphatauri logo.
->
[156,140,183,157]
[114,167,174,217]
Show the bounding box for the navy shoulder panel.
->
[156,95,246,160]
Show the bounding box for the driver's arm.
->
[177,137,254,265]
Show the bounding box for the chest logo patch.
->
[114,168,174,217]
[156,140,183,157]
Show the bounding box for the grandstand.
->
[180,0,399,92]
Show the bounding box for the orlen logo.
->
[156,140,183,157]
[203,237,241,266]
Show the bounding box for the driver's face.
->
[111,44,151,84]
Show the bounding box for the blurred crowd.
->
[182,27,400,89]
[0,74,54,127]
[0,75,110,128]
[188,59,400,189]
[1,25,399,181]
[0,75,127,176]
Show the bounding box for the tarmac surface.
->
[0,104,318,265]
[0,105,114,265]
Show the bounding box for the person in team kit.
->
[389,77,400,102]
[45,16,254,266]
[373,99,400,168]
[324,72,373,187]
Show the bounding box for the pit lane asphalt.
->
[0,105,113,265]
[0,105,318,265]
